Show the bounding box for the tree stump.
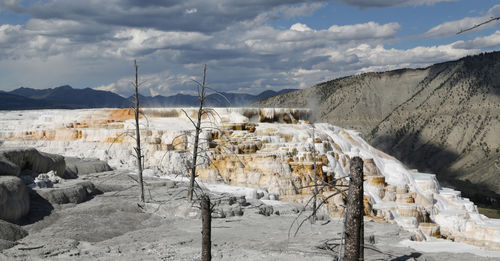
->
[344,157,364,261]
[201,195,211,261]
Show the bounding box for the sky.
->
[0,0,499,97]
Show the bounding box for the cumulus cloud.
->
[0,22,107,60]
[424,4,500,38]
[327,22,401,39]
[0,24,24,59]
[95,69,198,97]
[243,21,400,55]
[344,43,475,69]
[0,24,22,43]
[453,30,500,49]
[0,24,75,60]
[290,23,313,32]
[112,28,211,57]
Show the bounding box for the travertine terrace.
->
[0,108,499,250]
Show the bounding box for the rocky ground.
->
[1,169,499,260]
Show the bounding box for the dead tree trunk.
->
[201,194,212,261]
[311,125,318,222]
[133,60,145,203]
[360,217,364,261]
[188,64,207,201]
[344,156,364,261]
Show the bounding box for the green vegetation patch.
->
[478,207,500,219]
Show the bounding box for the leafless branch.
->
[457,16,500,34]
[181,108,198,129]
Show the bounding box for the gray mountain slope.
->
[255,51,500,207]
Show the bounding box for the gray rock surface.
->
[0,176,30,222]
[0,239,17,251]
[32,181,99,205]
[64,157,113,178]
[0,148,65,177]
[2,171,496,260]
[0,219,28,242]
[0,171,497,260]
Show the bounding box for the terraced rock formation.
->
[255,51,500,207]
[1,108,498,249]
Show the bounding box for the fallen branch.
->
[18,245,44,251]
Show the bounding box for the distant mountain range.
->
[7,86,129,109]
[0,91,56,110]
[256,51,500,209]
[0,85,297,110]
[131,89,296,108]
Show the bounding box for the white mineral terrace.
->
[0,107,499,250]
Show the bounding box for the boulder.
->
[33,170,61,188]
[218,205,244,217]
[33,181,98,205]
[64,157,113,178]
[0,219,28,241]
[0,148,65,177]
[0,176,30,222]
[258,205,274,216]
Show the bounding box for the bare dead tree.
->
[187,64,207,201]
[177,64,231,260]
[344,157,364,261]
[457,16,500,34]
[133,60,145,202]
[168,64,238,202]
[102,61,149,203]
